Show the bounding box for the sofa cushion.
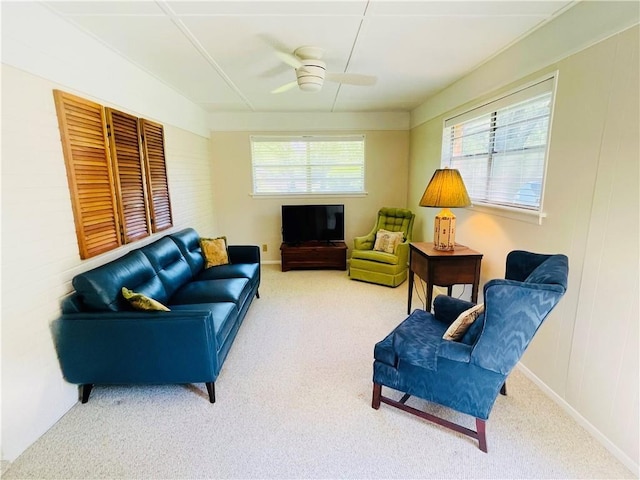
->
[351,248,399,265]
[169,302,237,350]
[73,251,168,312]
[194,263,260,283]
[121,287,170,312]
[169,228,205,276]
[140,237,193,297]
[170,278,252,311]
[200,236,229,268]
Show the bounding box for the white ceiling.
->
[43,1,576,114]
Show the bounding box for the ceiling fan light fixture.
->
[295,59,326,92]
[298,80,323,92]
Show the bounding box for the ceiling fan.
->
[271,46,377,94]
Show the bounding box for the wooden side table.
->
[408,242,483,313]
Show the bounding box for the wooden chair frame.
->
[371,382,506,453]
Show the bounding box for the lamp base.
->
[433,208,457,251]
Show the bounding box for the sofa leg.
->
[372,383,381,409]
[205,382,215,403]
[476,418,487,452]
[79,384,93,404]
[256,289,260,299]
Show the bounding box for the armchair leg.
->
[372,383,381,409]
[205,382,215,403]
[79,384,93,404]
[373,386,490,453]
[500,382,507,396]
[476,418,487,453]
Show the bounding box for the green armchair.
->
[349,207,415,287]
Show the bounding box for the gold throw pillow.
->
[200,236,229,268]
[121,287,170,312]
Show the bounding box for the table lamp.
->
[419,167,471,251]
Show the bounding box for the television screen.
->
[281,204,345,244]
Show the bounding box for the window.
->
[54,90,172,259]
[251,135,365,195]
[441,77,555,214]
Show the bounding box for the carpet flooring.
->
[2,265,635,479]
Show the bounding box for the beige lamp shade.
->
[419,168,471,208]
[419,168,471,251]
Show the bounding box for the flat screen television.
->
[281,204,345,244]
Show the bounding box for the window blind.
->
[441,77,555,212]
[251,135,365,195]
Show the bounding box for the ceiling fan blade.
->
[325,72,377,86]
[275,51,303,69]
[271,81,298,94]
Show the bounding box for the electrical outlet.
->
[262,244,268,252]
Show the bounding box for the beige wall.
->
[408,25,639,471]
[0,65,216,461]
[210,130,410,261]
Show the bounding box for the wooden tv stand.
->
[280,241,347,272]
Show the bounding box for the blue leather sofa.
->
[52,228,260,404]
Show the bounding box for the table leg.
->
[426,283,434,313]
[407,270,414,314]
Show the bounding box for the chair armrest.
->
[52,310,219,384]
[228,245,260,264]
[354,233,375,250]
[438,341,473,363]
[433,295,476,325]
[395,242,410,265]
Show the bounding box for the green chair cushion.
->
[351,249,400,265]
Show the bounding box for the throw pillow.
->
[121,287,170,312]
[200,236,229,268]
[443,303,485,341]
[373,229,404,254]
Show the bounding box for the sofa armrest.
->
[228,245,260,264]
[52,310,219,385]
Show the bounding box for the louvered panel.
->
[140,119,173,232]
[106,108,151,243]
[53,90,121,259]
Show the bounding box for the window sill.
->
[467,202,546,225]
[250,192,368,199]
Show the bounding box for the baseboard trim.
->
[515,363,638,476]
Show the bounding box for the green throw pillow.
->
[121,287,170,312]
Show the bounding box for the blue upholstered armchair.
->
[372,250,568,452]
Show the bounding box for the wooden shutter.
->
[105,108,151,243]
[53,90,121,259]
[140,119,173,232]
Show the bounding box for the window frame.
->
[440,73,558,224]
[250,134,367,197]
